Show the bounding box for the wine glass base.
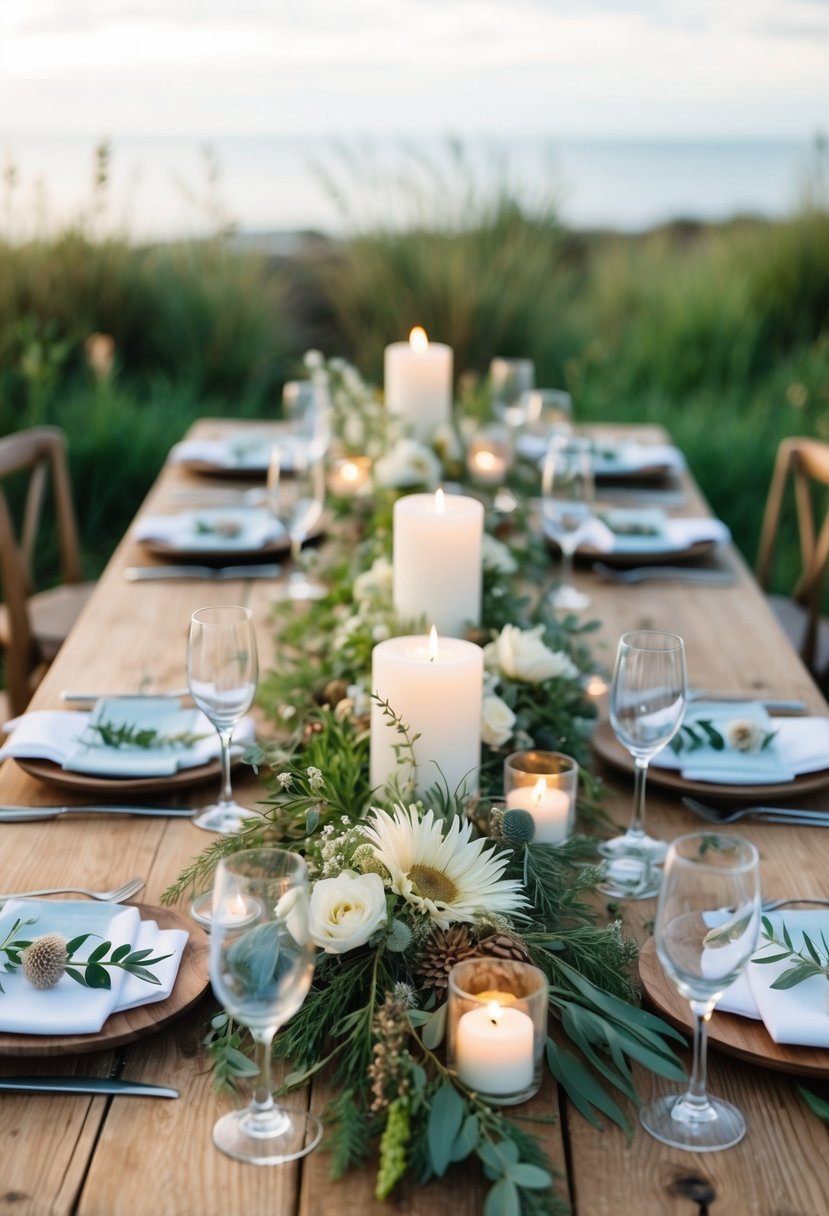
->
[549,583,591,612]
[598,856,662,900]
[640,1092,747,1152]
[192,802,261,835]
[598,834,668,863]
[213,1106,323,1165]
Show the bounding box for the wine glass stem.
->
[290,535,302,567]
[560,545,574,584]
[684,1000,713,1112]
[251,1027,277,1117]
[629,757,648,837]
[218,727,234,806]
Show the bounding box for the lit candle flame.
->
[227,892,247,919]
[531,777,548,806]
[341,461,360,484]
[474,450,498,472]
[409,326,429,353]
[434,487,446,514]
[584,674,608,698]
[487,1000,502,1026]
[428,625,440,662]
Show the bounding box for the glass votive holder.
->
[466,427,513,486]
[504,751,578,845]
[448,958,549,1105]
[489,357,535,420]
[328,454,372,497]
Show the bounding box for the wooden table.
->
[2,421,828,1216]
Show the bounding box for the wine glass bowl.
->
[267,446,327,601]
[541,436,595,604]
[187,604,259,834]
[209,848,322,1165]
[640,831,761,1151]
[598,629,687,899]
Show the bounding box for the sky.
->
[1,0,828,141]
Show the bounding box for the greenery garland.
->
[163,354,685,1212]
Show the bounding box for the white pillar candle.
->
[384,327,453,442]
[393,489,483,637]
[455,1001,535,1095]
[370,629,483,797]
[506,777,571,844]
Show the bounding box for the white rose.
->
[482,533,518,575]
[481,694,516,748]
[308,871,387,954]
[353,556,394,604]
[275,886,310,946]
[374,438,442,489]
[725,718,766,753]
[485,624,579,684]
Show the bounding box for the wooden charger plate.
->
[564,538,715,568]
[15,755,225,796]
[141,517,324,564]
[0,905,209,1058]
[639,936,829,1078]
[591,718,829,802]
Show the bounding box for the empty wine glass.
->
[640,831,760,1150]
[267,447,326,601]
[541,436,595,607]
[209,847,322,1164]
[598,630,686,899]
[489,356,535,426]
[522,388,574,442]
[282,379,331,464]
[187,605,259,834]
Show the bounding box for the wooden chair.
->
[0,427,96,717]
[756,436,829,681]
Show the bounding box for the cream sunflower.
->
[362,804,527,930]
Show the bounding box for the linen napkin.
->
[169,435,274,471]
[518,434,685,474]
[652,701,829,784]
[543,513,616,553]
[701,910,762,1019]
[0,698,256,777]
[0,900,140,1033]
[598,511,729,556]
[747,911,829,1046]
[133,507,285,552]
[0,900,189,1033]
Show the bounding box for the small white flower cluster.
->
[482,533,518,576]
[374,437,442,490]
[303,350,387,457]
[318,819,364,878]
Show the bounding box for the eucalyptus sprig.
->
[83,719,208,750]
[0,923,172,993]
[753,916,829,989]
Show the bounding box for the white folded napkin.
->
[0,900,140,1033]
[169,435,274,470]
[543,513,616,553]
[518,435,685,474]
[747,911,829,1046]
[652,701,829,784]
[603,514,729,556]
[701,910,762,1019]
[133,507,285,552]
[0,698,256,777]
[0,900,189,1034]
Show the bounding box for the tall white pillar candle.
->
[393,490,483,637]
[370,630,483,797]
[384,327,453,442]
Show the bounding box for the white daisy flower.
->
[362,803,527,930]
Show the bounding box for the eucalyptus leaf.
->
[770,962,823,989]
[87,941,112,964]
[506,1162,553,1189]
[484,1178,520,1216]
[427,1081,465,1177]
[449,1113,480,1162]
[84,962,111,989]
[422,1002,447,1049]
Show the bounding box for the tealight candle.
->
[328,455,372,497]
[455,1001,535,1096]
[448,958,548,1105]
[384,327,453,442]
[504,751,578,845]
[393,489,483,637]
[370,629,483,797]
[466,430,511,487]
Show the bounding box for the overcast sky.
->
[1,0,828,141]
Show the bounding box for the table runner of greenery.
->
[164,356,686,1214]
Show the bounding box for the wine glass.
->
[209,847,322,1164]
[598,630,686,899]
[267,446,327,601]
[521,388,574,442]
[187,605,259,834]
[640,831,761,1150]
[541,436,595,606]
[282,379,331,464]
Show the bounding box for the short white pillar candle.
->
[455,1001,535,1096]
[393,489,483,637]
[384,327,453,442]
[370,629,483,797]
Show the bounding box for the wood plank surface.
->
[1,420,827,1215]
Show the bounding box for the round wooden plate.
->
[591,718,829,802]
[0,905,209,1057]
[141,518,324,564]
[639,936,829,1077]
[15,755,227,796]
[547,536,716,568]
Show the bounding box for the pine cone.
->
[416,925,478,994]
[476,932,533,966]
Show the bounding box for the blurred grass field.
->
[0,141,827,591]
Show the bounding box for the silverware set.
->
[0,805,195,823]
[591,561,735,585]
[682,795,829,828]
[125,563,282,581]
[0,876,145,904]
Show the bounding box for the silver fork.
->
[682,796,829,827]
[0,876,145,904]
[592,562,734,585]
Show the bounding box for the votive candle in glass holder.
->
[466,427,513,487]
[328,454,372,497]
[448,958,548,1105]
[504,751,578,844]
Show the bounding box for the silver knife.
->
[0,805,195,822]
[60,689,190,704]
[126,564,281,582]
[0,1076,178,1098]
